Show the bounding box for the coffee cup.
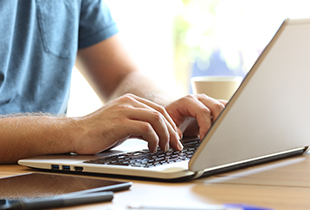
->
[191,76,243,101]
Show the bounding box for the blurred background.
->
[67,0,310,117]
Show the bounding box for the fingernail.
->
[177,141,183,151]
[165,143,169,152]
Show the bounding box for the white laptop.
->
[19,18,310,181]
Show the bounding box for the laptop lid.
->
[18,18,310,181]
[190,18,310,172]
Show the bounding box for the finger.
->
[124,94,181,151]
[196,94,226,122]
[169,95,213,140]
[218,99,228,106]
[127,108,172,151]
[128,94,178,132]
[126,105,181,151]
[125,119,159,153]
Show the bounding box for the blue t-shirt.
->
[0,0,118,114]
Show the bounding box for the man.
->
[0,0,225,163]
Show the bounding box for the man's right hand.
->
[72,93,183,154]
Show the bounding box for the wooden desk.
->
[1,153,310,210]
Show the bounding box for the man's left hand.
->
[165,94,227,140]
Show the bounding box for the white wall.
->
[67,0,310,117]
[67,0,179,117]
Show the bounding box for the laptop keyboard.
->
[84,138,201,168]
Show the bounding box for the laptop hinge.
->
[192,171,205,179]
[191,147,308,181]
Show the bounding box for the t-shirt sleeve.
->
[78,0,119,49]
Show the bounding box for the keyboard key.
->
[84,138,201,168]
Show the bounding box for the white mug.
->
[191,76,243,101]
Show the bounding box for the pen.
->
[1,191,114,210]
[127,203,273,210]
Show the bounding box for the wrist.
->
[62,116,87,154]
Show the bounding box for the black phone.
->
[0,172,132,200]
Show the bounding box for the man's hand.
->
[165,94,227,140]
[76,36,226,153]
[0,93,225,164]
[73,94,182,154]
[73,94,226,155]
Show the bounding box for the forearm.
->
[108,71,180,106]
[0,92,184,164]
[76,35,182,106]
[0,115,81,164]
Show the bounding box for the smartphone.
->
[0,173,132,199]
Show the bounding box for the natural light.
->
[67,0,310,117]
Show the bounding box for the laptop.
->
[19,18,310,181]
